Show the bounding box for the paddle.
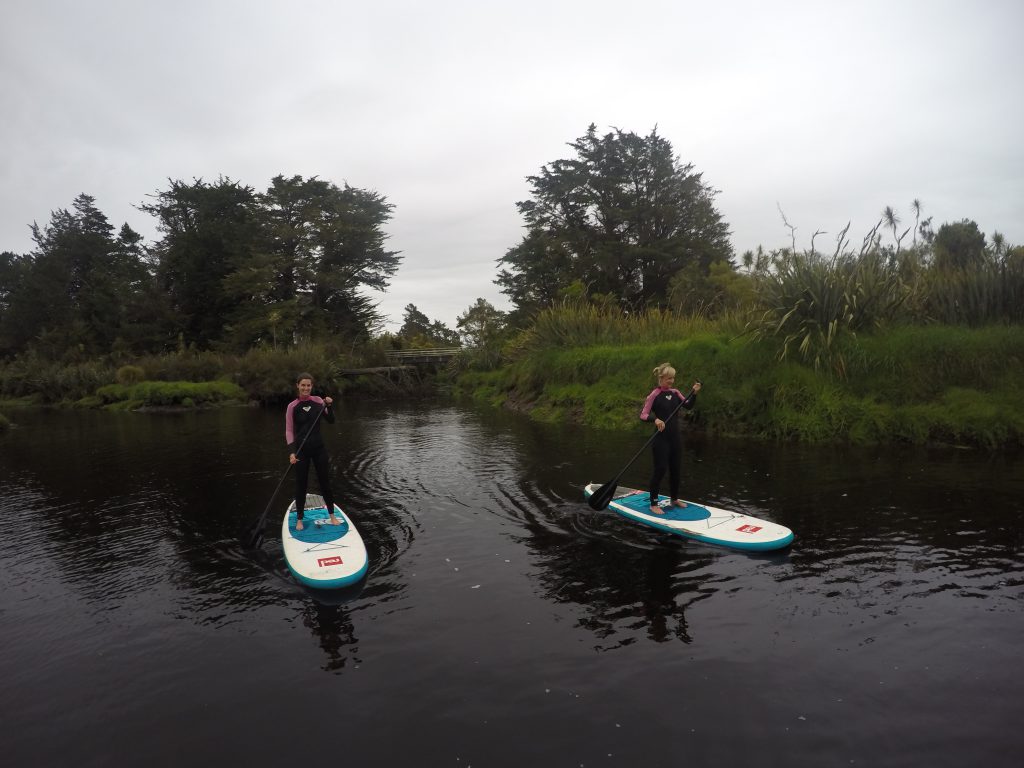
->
[587,381,700,511]
[243,400,328,549]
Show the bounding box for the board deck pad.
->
[288,503,351,542]
[281,494,368,589]
[611,489,712,521]
[585,483,794,552]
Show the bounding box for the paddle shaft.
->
[589,383,698,510]
[613,386,694,481]
[245,400,329,547]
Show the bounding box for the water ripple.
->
[2,405,1022,768]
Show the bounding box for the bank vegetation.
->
[1,125,1021,448]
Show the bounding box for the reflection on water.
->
[1,403,1022,767]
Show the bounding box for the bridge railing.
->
[383,347,462,364]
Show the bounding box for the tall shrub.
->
[747,244,916,376]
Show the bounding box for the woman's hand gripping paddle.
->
[243,401,327,549]
[588,382,699,511]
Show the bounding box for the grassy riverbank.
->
[2,317,1020,450]
[455,321,1024,449]
[0,342,416,410]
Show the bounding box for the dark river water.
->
[1,401,1021,767]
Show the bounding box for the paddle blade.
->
[588,480,618,511]
[242,520,265,549]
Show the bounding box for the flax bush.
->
[747,247,916,376]
[920,261,1024,325]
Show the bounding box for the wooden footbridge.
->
[339,347,462,376]
[383,347,462,365]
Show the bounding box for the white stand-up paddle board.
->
[281,494,368,588]
[585,484,794,551]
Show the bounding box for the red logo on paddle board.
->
[736,525,762,534]
[317,556,343,567]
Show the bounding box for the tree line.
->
[0,175,400,359]
[496,126,1021,329]
[2,125,1020,367]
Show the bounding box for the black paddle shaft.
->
[243,401,329,548]
[588,381,700,511]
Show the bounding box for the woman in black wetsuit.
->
[285,372,338,531]
[638,362,702,515]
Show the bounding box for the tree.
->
[0,252,18,312]
[497,125,733,315]
[882,205,910,253]
[33,195,116,354]
[0,251,28,354]
[668,258,752,315]
[911,199,922,247]
[495,230,576,317]
[427,320,460,346]
[224,174,399,347]
[398,303,431,338]
[141,177,264,349]
[989,231,1006,259]
[932,219,987,271]
[397,303,459,347]
[1006,244,1024,270]
[1,194,153,357]
[456,298,506,348]
[108,223,171,353]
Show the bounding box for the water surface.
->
[1,402,1021,767]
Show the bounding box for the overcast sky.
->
[2,0,1021,330]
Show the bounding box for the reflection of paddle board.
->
[281,494,368,588]
[584,483,794,551]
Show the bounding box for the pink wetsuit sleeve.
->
[676,387,697,407]
[285,400,296,446]
[639,388,660,421]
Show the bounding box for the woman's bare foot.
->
[672,500,688,509]
[296,519,304,531]
[328,514,341,525]
[649,505,665,515]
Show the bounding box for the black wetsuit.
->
[285,396,336,520]
[639,386,697,506]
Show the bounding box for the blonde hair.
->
[653,362,676,379]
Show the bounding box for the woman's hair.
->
[295,372,314,385]
[653,362,676,379]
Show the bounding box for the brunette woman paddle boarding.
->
[281,372,367,588]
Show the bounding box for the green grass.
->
[0,342,408,406]
[96,380,247,408]
[457,317,1024,448]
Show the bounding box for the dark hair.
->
[295,372,314,384]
